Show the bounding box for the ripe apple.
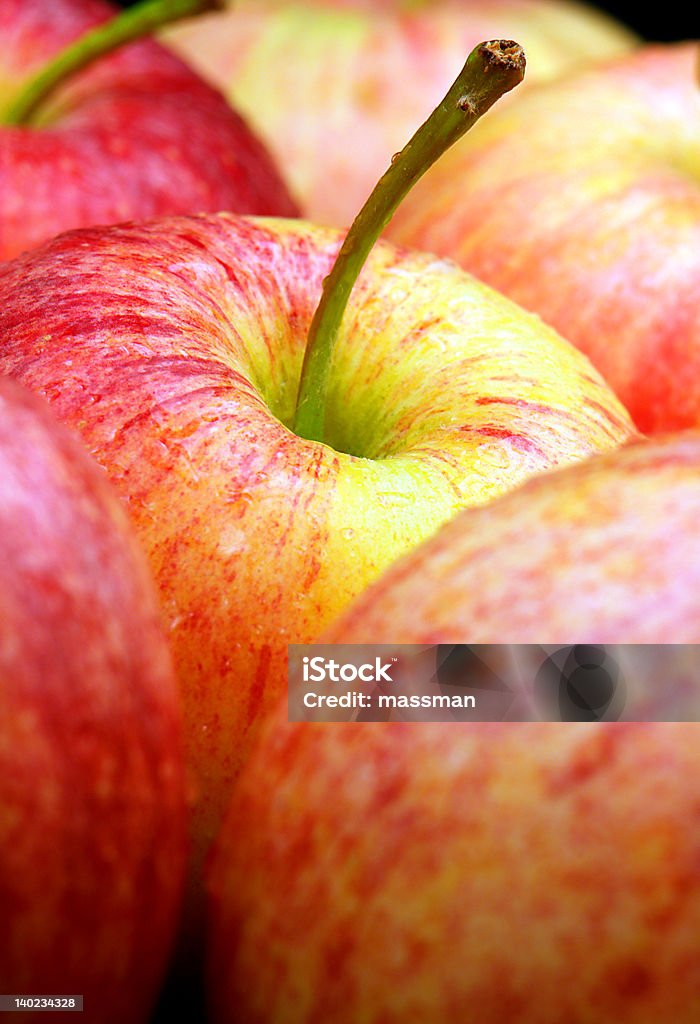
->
[163,0,638,225]
[0,0,297,261]
[0,376,186,1023]
[387,42,700,433]
[0,210,636,869]
[207,715,700,1023]
[0,42,636,884]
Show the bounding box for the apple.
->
[0,211,637,875]
[0,41,636,886]
[206,715,700,1023]
[387,42,700,434]
[0,0,297,262]
[163,0,638,225]
[0,376,187,1023]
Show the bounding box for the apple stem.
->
[292,40,526,444]
[1,0,224,127]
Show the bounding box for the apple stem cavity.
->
[1,0,225,127]
[292,39,526,445]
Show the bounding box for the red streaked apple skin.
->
[324,433,700,643]
[207,719,700,1023]
[164,0,637,227]
[388,43,700,434]
[0,0,297,262]
[0,377,186,1023]
[0,212,635,870]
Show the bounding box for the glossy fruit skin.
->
[0,211,635,876]
[164,0,637,226]
[207,716,700,1024]
[0,0,297,261]
[0,377,186,1024]
[388,43,700,434]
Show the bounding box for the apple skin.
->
[207,717,700,1023]
[163,0,637,226]
[324,432,700,643]
[0,0,297,261]
[0,376,186,1023]
[0,212,636,874]
[387,43,700,434]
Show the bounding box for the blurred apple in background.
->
[387,42,700,433]
[0,209,635,886]
[0,0,297,261]
[0,377,186,1024]
[207,717,700,1023]
[163,0,638,225]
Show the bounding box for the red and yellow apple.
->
[0,0,297,261]
[0,210,636,874]
[387,42,700,433]
[163,0,638,225]
[0,376,186,1023]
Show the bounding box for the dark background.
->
[600,0,697,41]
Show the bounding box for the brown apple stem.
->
[1,0,224,127]
[293,39,526,444]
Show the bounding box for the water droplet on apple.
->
[342,528,355,539]
[474,441,516,474]
[377,490,414,509]
[171,420,199,440]
[218,524,246,557]
[391,152,400,164]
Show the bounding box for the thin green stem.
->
[2,0,223,126]
[293,39,526,444]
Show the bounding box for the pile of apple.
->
[1,0,700,1021]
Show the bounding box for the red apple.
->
[387,42,700,433]
[0,376,186,1023]
[0,0,297,262]
[0,211,636,871]
[207,716,700,1023]
[163,0,637,225]
[0,41,637,887]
